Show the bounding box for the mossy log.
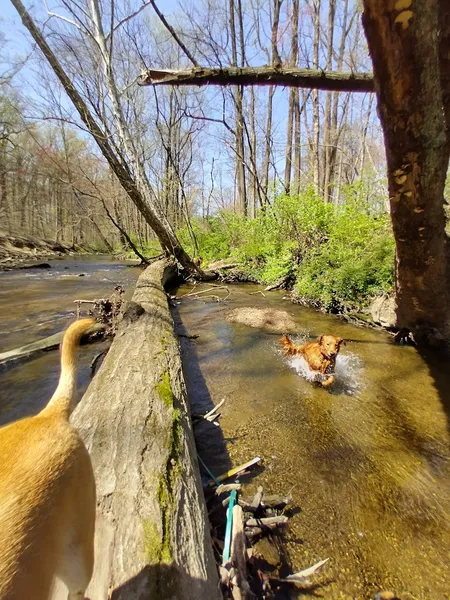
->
[71,260,220,599]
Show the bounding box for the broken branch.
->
[139,66,374,93]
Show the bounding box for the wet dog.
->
[0,319,96,600]
[280,334,345,387]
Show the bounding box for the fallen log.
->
[71,260,220,599]
[0,323,104,365]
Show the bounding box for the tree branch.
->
[149,0,199,67]
[139,66,374,92]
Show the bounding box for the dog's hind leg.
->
[57,531,94,600]
[57,453,95,600]
[58,528,94,600]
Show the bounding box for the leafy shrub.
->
[177,187,394,309]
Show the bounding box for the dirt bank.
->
[0,233,75,270]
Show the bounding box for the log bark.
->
[139,67,374,93]
[71,260,220,599]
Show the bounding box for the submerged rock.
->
[226,307,298,333]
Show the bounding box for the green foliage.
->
[179,187,395,310]
[114,236,161,260]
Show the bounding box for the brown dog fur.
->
[280,333,345,387]
[0,318,96,600]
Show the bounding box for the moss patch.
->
[156,371,174,408]
[143,519,165,564]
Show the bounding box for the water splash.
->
[286,352,364,396]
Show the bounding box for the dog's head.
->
[318,335,345,359]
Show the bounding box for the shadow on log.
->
[71,260,220,599]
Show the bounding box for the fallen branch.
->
[182,285,231,302]
[177,333,200,340]
[216,483,242,496]
[201,398,226,422]
[230,505,251,600]
[139,66,374,93]
[0,322,104,366]
[251,486,264,510]
[249,291,266,297]
[245,515,289,528]
[74,285,124,335]
[90,348,109,375]
[244,522,287,538]
[265,275,291,292]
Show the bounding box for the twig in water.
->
[249,290,266,297]
[275,558,330,584]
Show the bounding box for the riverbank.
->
[0,233,77,270]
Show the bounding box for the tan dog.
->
[280,333,345,387]
[0,319,96,600]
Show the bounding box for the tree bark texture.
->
[362,0,450,344]
[71,260,220,599]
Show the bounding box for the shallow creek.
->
[0,256,139,425]
[0,262,449,599]
[174,283,450,600]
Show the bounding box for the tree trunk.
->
[230,0,247,216]
[292,88,301,194]
[311,0,321,194]
[285,0,300,196]
[261,0,283,205]
[284,89,294,195]
[322,0,336,202]
[362,0,450,345]
[71,260,220,599]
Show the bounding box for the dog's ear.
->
[318,335,324,345]
[338,337,345,346]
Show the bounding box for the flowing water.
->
[1,262,449,599]
[0,256,139,425]
[174,283,450,600]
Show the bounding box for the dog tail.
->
[280,334,298,356]
[42,318,96,418]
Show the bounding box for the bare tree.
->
[10,0,203,276]
[229,0,247,215]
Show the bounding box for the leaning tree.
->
[11,0,203,276]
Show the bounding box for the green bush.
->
[295,198,395,308]
[176,187,395,310]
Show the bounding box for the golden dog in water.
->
[0,319,96,600]
[280,333,345,387]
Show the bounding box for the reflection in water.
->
[176,283,450,600]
